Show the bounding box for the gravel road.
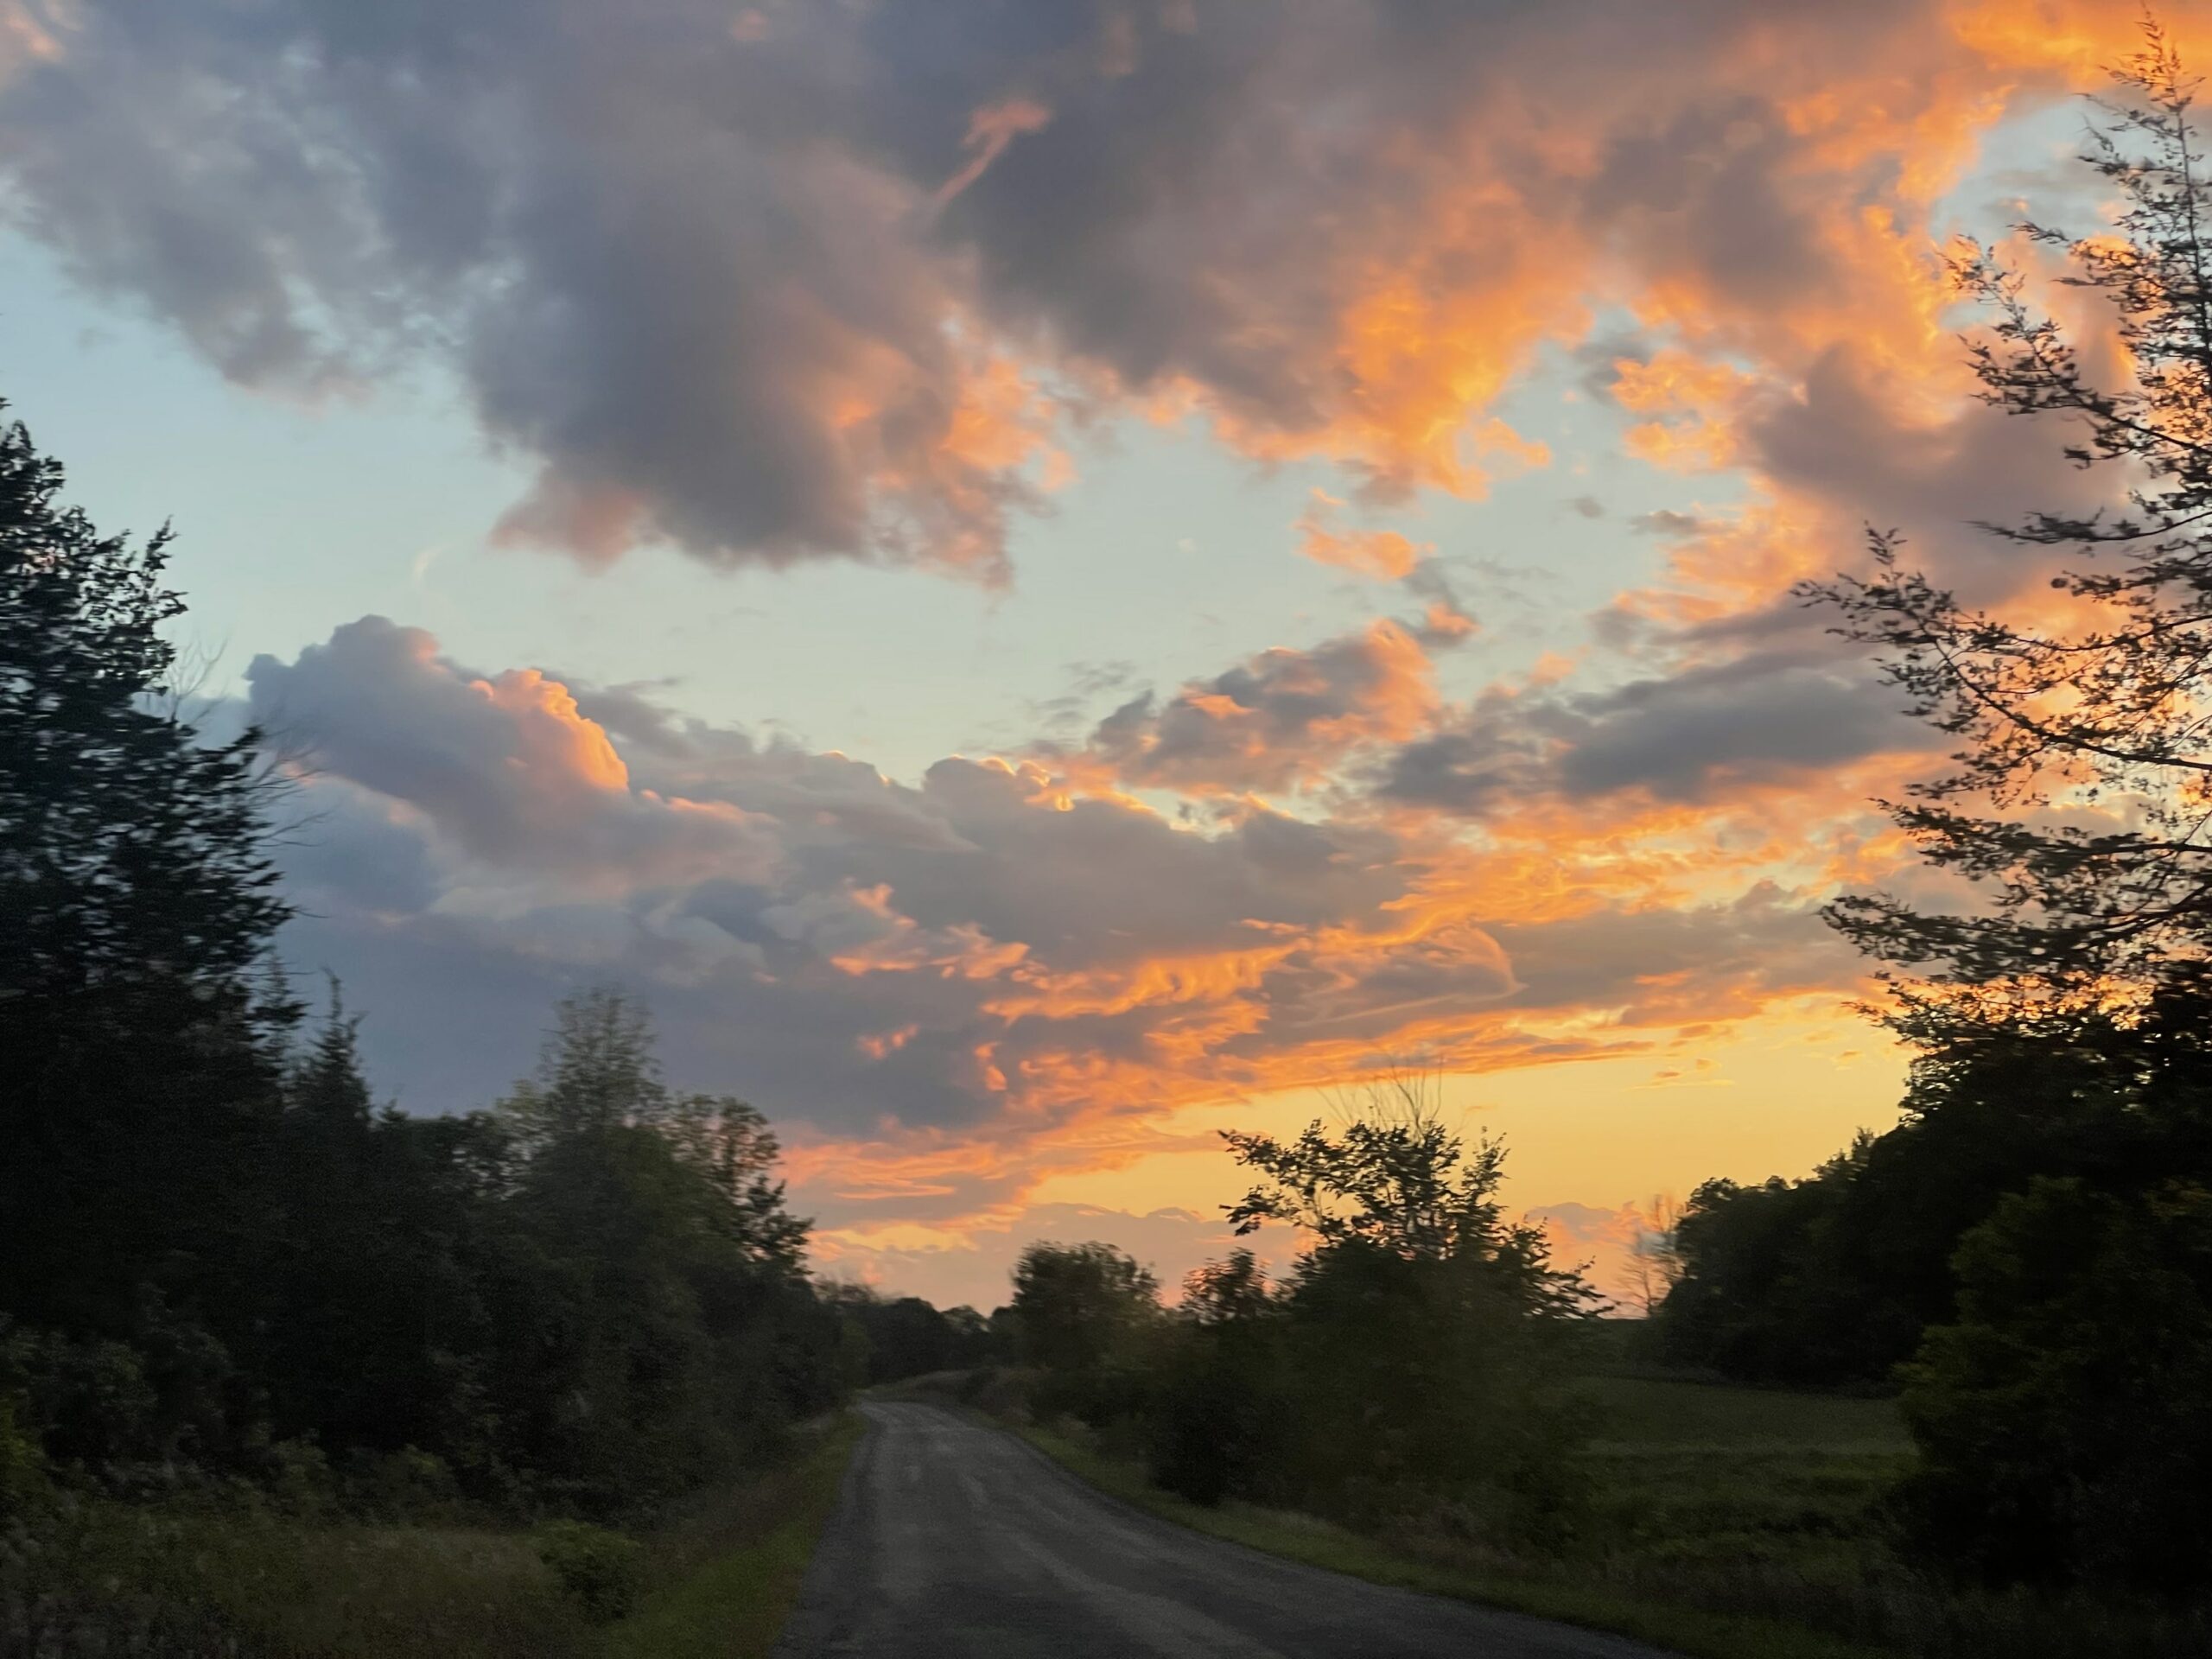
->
[772,1401,1675,1658]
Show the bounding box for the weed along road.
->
[774,1402,1674,1658]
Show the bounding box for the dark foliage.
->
[0,401,299,1364]
[1209,1091,1594,1540]
[1009,1243,1160,1376]
[1008,1242,1162,1427]
[823,1287,995,1386]
[1721,23,2212,1589]
[1656,1001,2212,1386]
[1898,1177,2212,1592]
[1014,1079,1597,1544]
[0,402,846,1553]
[1143,1252,1291,1507]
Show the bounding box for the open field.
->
[1576,1374,1913,1619]
[999,1371,2208,1659]
[1580,1375,1908,1453]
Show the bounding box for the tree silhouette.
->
[1809,25,2212,1040]
[0,399,294,1338]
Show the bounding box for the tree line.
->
[1647,35,2212,1594]
[993,1077,1596,1543]
[0,386,1004,1568]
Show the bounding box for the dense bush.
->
[1897,1178,2212,1591]
[533,1519,646,1622]
[1143,1252,1290,1507]
[4,988,851,1531]
[1014,1081,1597,1545]
[1655,1015,2212,1388]
[821,1287,997,1385]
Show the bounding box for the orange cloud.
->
[937,96,1054,207]
[1294,490,1430,580]
[1057,618,1444,798]
[176,0,2212,1294]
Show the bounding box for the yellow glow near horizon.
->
[1028,1012,1906,1222]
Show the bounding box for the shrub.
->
[533,1518,645,1622]
[0,1391,46,1525]
[1143,1275,1293,1510]
[1146,1348,1279,1507]
[341,1445,461,1522]
[1897,1178,2212,1591]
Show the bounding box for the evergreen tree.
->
[0,399,293,1339]
[0,403,289,1000]
[289,980,376,1131]
[485,988,832,1505]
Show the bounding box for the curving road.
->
[773,1401,1674,1658]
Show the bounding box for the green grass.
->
[1573,1374,1912,1610]
[3,1504,594,1657]
[1018,1421,1887,1659]
[1,1416,864,1657]
[1580,1375,1908,1455]
[605,1413,861,1658]
[1016,1375,2205,1659]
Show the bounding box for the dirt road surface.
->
[773,1401,1675,1658]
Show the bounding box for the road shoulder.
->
[607,1412,867,1659]
[1014,1421,1889,1659]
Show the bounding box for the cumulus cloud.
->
[1551,657,1918,803]
[0,0,2151,575]
[1376,624,1932,822]
[16,0,2183,1277]
[246,617,776,885]
[255,599,1901,1262]
[1058,619,1442,796]
[264,617,1491,1141]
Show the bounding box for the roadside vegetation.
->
[0,388,887,1650]
[956,1128,2206,1659]
[0,1412,858,1656]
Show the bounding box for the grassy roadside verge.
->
[0,1414,865,1657]
[1014,1421,1889,1659]
[605,1410,862,1658]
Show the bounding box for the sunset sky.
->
[0,0,2179,1308]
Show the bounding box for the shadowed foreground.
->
[773,1402,1673,1658]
